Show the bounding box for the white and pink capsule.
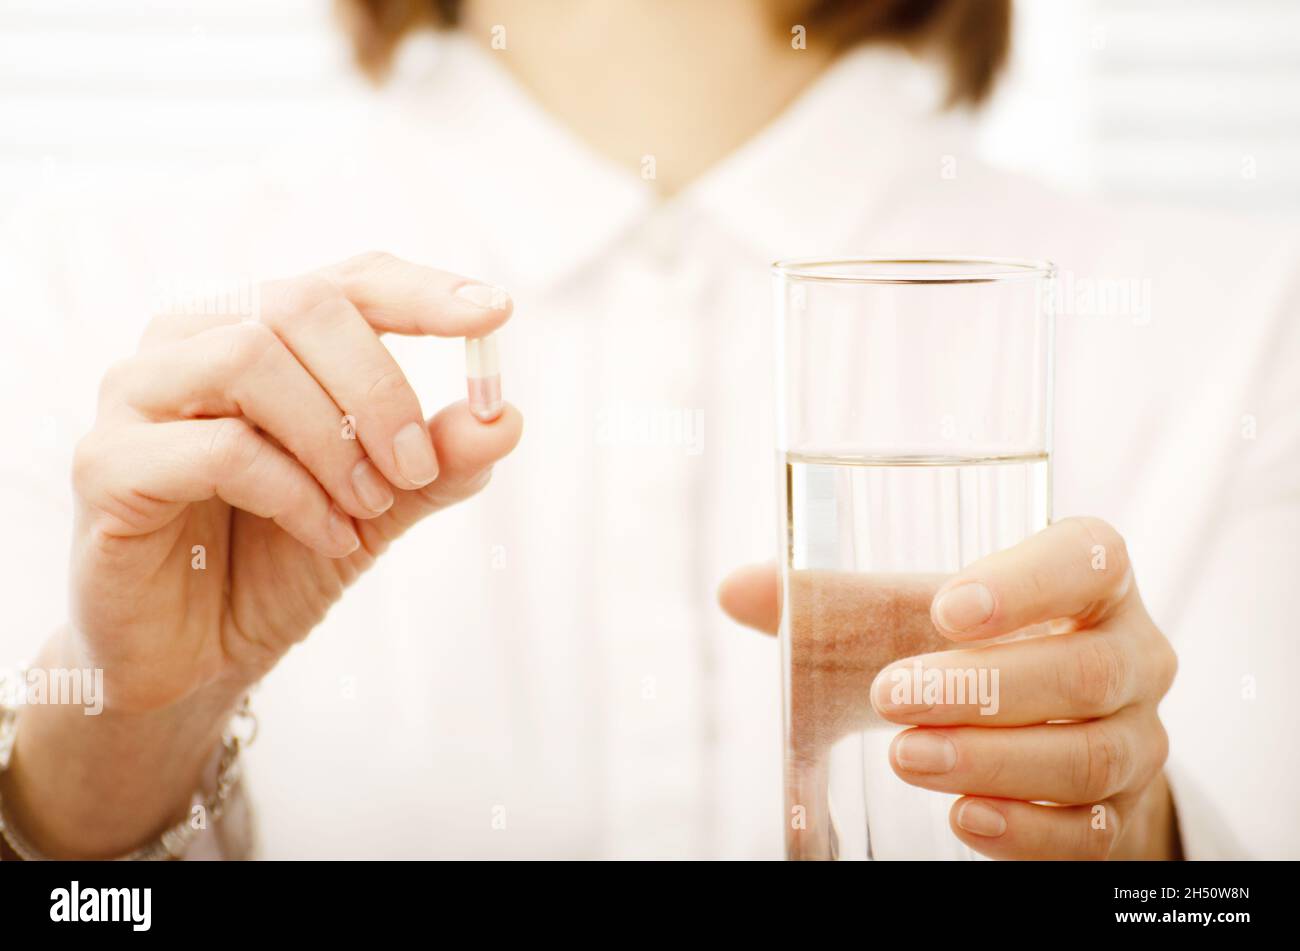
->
[465,333,503,422]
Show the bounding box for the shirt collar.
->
[682,44,957,265]
[386,33,957,294]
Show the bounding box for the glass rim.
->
[770,256,1056,285]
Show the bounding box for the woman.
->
[0,0,1295,859]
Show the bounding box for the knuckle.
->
[1068,516,1130,578]
[1071,515,1122,549]
[213,320,278,375]
[1080,805,1120,859]
[342,250,400,275]
[364,366,415,406]
[96,357,134,405]
[141,312,177,344]
[1151,634,1179,696]
[263,274,345,328]
[1067,637,1129,713]
[205,418,263,477]
[71,432,104,495]
[1076,722,1131,802]
[1145,716,1171,779]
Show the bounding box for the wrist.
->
[1,628,245,858]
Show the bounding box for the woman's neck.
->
[462,0,837,195]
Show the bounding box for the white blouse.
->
[1,34,1297,859]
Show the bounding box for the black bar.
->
[0,858,1278,938]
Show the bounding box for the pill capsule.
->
[465,333,503,422]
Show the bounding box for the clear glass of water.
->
[773,258,1056,860]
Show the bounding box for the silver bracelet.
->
[0,667,256,861]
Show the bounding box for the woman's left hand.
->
[719,517,1181,860]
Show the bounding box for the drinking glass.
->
[773,258,1056,860]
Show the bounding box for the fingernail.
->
[933,582,994,633]
[328,505,360,555]
[956,800,1007,837]
[894,731,956,774]
[454,283,511,311]
[393,421,438,487]
[351,459,394,514]
[465,334,503,422]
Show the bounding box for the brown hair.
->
[338,0,1011,106]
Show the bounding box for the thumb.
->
[718,562,781,634]
[352,400,523,554]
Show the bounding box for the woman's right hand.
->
[69,251,522,714]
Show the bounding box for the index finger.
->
[930,516,1138,642]
[316,250,514,337]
